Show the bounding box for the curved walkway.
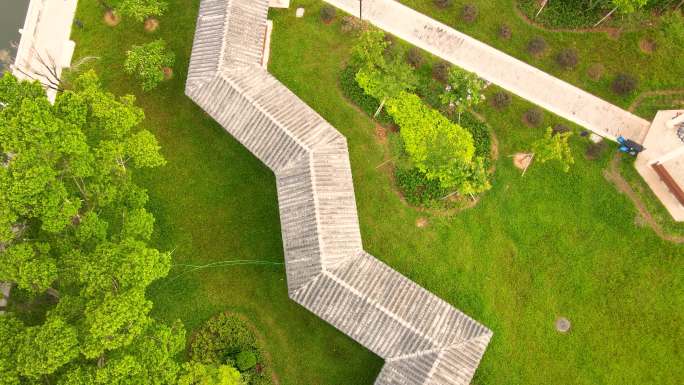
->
[186,1,491,384]
[325,0,650,143]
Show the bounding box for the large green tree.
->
[386,92,490,194]
[0,72,179,384]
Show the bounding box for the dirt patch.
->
[415,217,429,228]
[103,10,120,27]
[163,67,174,80]
[639,38,656,54]
[375,124,387,144]
[604,154,684,244]
[628,88,684,113]
[513,152,533,171]
[587,63,605,81]
[144,18,160,32]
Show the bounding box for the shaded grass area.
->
[396,0,683,116]
[269,2,684,384]
[70,1,382,384]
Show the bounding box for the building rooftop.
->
[636,110,684,221]
[185,1,492,383]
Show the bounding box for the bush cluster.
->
[524,107,544,127]
[320,5,336,23]
[433,0,453,9]
[190,314,272,385]
[491,91,512,110]
[432,61,451,83]
[555,48,579,70]
[498,24,512,39]
[339,65,394,125]
[527,36,547,56]
[612,73,637,95]
[395,167,447,206]
[461,4,478,23]
[407,47,424,68]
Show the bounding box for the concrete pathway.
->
[324,0,651,143]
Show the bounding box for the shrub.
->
[587,63,605,81]
[395,167,447,206]
[498,24,512,39]
[190,314,257,364]
[320,5,336,23]
[491,91,512,109]
[555,48,579,70]
[432,61,451,83]
[527,36,547,56]
[524,107,544,127]
[407,47,424,68]
[236,351,257,371]
[586,140,608,160]
[552,124,570,135]
[433,0,453,9]
[339,65,394,125]
[111,0,168,22]
[612,73,637,95]
[124,39,175,91]
[341,16,366,34]
[461,4,478,23]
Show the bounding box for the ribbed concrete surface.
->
[186,1,492,384]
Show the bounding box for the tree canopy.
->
[386,92,490,194]
[352,30,417,116]
[0,72,179,384]
[531,127,575,172]
[124,39,175,91]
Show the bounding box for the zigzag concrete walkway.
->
[325,0,651,143]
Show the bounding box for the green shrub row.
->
[339,65,395,126]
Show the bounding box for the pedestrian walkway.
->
[325,0,651,143]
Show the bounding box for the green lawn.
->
[396,0,683,114]
[70,0,683,384]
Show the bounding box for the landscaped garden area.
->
[1,0,683,384]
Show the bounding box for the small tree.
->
[531,127,574,172]
[386,92,490,194]
[110,0,168,22]
[353,30,417,117]
[356,57,417,117]
[439,66,485,123]
[612,73,637,95]
[124,39,175,91]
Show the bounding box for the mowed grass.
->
[396,0,683,114]
[71,1,382,384]
[69,0,683,384]
[269,1,683,384]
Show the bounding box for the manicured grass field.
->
[71,0,682,384]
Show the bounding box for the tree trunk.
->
[536,0,548,18]
[374,98,386,118]
[46,287,60,299]
[594,6,618,27]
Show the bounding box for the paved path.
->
[324,0,651,143]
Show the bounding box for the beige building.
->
[636,111,684,221]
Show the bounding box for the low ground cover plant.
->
[190,313,272,385]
